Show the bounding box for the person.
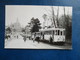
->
[37,37,40,43]
[5,34,11,40]
[17,35,18,39]
[50,36,53,43]
[23,36,26,42]
[35,37,40,43]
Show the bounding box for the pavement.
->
[5,35,72,49]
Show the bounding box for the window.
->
[58,30,59,35]
[54,30,57,35]
[53,30,54,34]
[61,31,62,35]
[41,32,42,35]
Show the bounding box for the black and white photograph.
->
[5,5,72,49]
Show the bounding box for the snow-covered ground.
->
[5,34,72,49]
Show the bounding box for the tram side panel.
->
[41,30,65,44]
[53,35,65,42]
[41,31,54,43]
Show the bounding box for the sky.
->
[5,5,72,27]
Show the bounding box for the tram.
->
[31,28,65,44]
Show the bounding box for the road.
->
[5,35,72,49]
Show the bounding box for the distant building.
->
[10,18,21,33]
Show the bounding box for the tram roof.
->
[39,28,65,32]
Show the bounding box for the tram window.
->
[55,30,57,35]
[56,30,57,35]
[58,30,59,35]
[56,30,58,35]
[61,31,62,35]
[45,31,48,35]
[53,30,54,34]
[41,32,42,35]
[47,31,49,34]
[46,31,48,35]
[54,30,56,35]
[35,33,36,36]
[54,30,57,35]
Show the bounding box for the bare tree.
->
[56,6,59,27]
[51,6,56,28]
[43,6,60,28]
[63,7,72,42]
